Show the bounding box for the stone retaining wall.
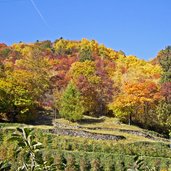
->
[50,128,126,140]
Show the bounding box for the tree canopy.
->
[0,38,170,134]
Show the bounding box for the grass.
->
[54,116,169,144]
[55,116,143,130]
[0,122,53,129]
[0,115,169,145]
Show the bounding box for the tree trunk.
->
[144,102,148,125]
[128,113,132,125]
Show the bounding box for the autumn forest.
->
[0,38,170,136]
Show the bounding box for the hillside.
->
[0,39,169,132]
[0,38,171,170]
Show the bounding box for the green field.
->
[0,116,171,170]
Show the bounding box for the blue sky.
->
[0,0,171,60]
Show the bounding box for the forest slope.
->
[0,38,170,136]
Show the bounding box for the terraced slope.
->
[0,116,171,170]
[52,116,169,144]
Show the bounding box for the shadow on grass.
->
[78,116,105,125]
[28,112,54,126]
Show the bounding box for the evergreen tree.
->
[158,46,171,83]
[59,82,84,121]
[79,45,93,62]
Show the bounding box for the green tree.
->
[59,82,84,121]
[158,46,171,83]
[79,45,93,62]
[156,101,171,133]
[156,46,171,135]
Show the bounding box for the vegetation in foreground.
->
[0,116,171,170]
[0,126,171,171]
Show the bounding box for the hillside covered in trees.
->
[0,38,170,136]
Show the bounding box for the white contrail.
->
[29,0,50,29]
